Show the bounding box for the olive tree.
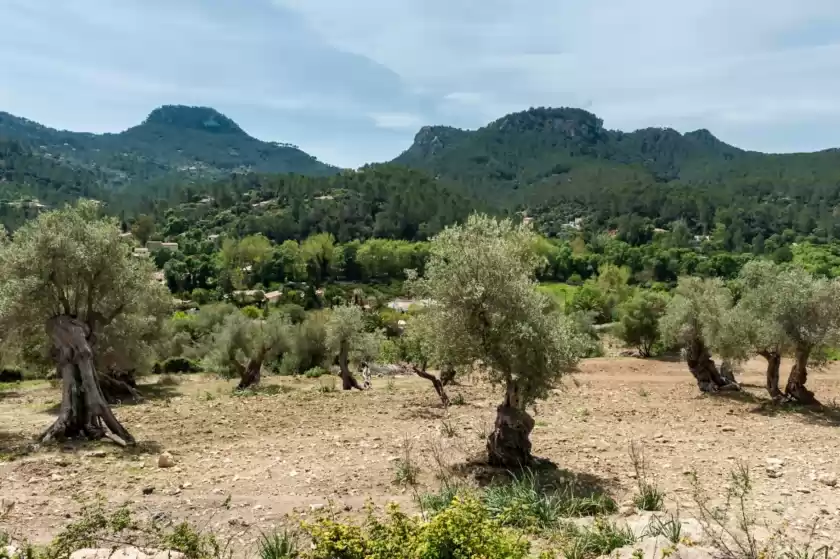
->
[777,272,840,403]
[0,202,171,445]
[722,261,793,399]
[616,290,669,358]
[382,315,452,406]
[204,312,291,390]
[409,214,586,468]
[659,277,739,393]
[325,305,382,390]
[720,261,840,403]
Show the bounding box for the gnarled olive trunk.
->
[440,365,457,387]
[758,350,782,399]
[685,339,739,393]
[487,380,534,468]
[403,362,449,406]
[98,368,141,403]
[339,340,363,390]
[40,316,134,446]
[235,358,262,390]
[719,360,736,384]
[785,347,816,404]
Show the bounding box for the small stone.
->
[157,452,176,468]
[818,473,837,487]
[87,450,107,458]
[766,468,783,479]
[771,503,785,513]
[142,486,155,495]
[310,503,326,511]
[796,487,811,494]
[618,505,636,517]
[721,426,736,433]
[50,473,64,481]
[180,482,192,489]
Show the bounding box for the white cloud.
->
[276,0,840,153]
[4,0,840,165]
[369,112,425,130]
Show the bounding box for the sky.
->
[2,0,840,168]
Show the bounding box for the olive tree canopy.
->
[409,214,585,467]
[203,312,291,390]
[659,277,739,393]
[325,304,382,390]
[0,201,171,444]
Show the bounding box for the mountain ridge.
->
[392,106,840,190]
[0,104,338,188]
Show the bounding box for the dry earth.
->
[2,357,840,554]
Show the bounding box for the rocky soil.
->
[2,357,839,555]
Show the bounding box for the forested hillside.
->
[0,105,337,188]
[395,107,840,245]
[5,103,840,252]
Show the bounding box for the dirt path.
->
[2,357,839,550]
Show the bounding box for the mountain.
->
[0,105,338,188]
[393,106,840,239]
[394,107,750,187]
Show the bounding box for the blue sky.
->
[2,0,840,168]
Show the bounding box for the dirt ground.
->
[2,357,840,552]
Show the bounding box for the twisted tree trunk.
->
[440,365,457,387]
[339,340,363,390]
[719,360,737,384]
[98,368,141,403]
[40,316,134,446]
[236,358,262,390]
[785,347,816,404]
[686,339,739,393]
[487,380,534,468]
[758,350,782,399]
[402,362,449,406]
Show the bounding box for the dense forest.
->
[395,107,840,245]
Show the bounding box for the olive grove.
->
[721,261,840,403]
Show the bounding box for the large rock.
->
[604,536,721,559]
[69,547,184,559]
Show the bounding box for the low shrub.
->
[304,498,531,559]
[274,304,307,324]
[156,357,202,375]
[240,305,263,319]
[0,369,24,383]
[316,377,337,393]
[303,367,328,379]
[481,470,616,531]
[558,518,636,559]
[257,530,298,559]
[629,442,665,511]
[37,500,230,559]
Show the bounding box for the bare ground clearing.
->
[2,357,840,550]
